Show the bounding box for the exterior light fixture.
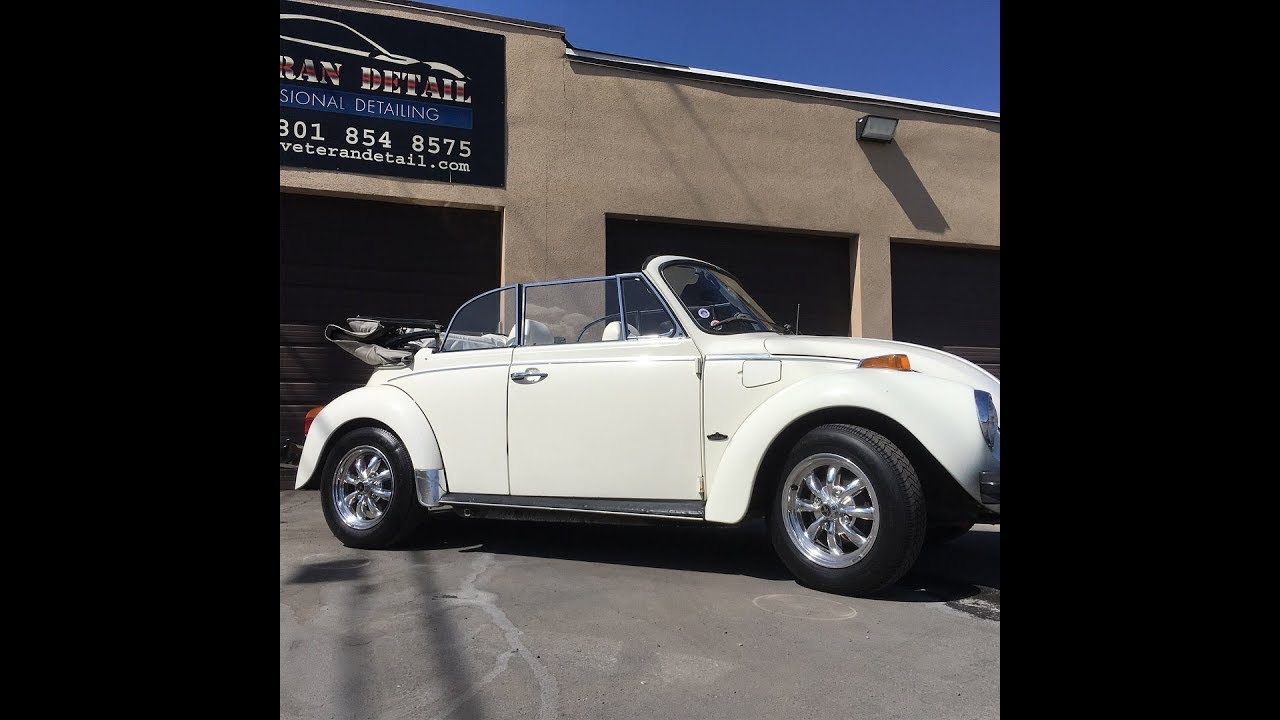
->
[856,115,898,143]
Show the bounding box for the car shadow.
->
[403,511,794,581]
[401,511,999,602]
[882,526,1001,603]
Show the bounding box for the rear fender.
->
[294,384,444,493]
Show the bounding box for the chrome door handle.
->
[510,367,548,383]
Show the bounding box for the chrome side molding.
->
[439,493,705,519]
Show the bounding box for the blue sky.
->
[420,0,999,112]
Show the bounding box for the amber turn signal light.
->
[303,406,325,435]
[857,354,911,371]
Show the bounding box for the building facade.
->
[279,0,1000,442]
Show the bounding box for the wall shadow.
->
[859,140,950,233]
[282,548,482,717]
[406,548,485,718]
[283,558,372,720]
[285,558,369,584]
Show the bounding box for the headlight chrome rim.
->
[974,390,999,449]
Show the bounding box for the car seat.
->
[508,319,555,346]
[600,321,639,341]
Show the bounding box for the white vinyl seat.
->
[509,319,555,346]
[601,321,639,341]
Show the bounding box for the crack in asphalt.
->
[427,553,559,720]
[279,498,312,515]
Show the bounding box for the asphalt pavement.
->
[281,490,1000,719]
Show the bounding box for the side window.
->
[441,288,516,352]
[620,277,678,339]
[522,279,620,345]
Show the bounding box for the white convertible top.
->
[324,317,443,366]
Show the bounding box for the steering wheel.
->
[575,315,675,342]
[708,314,760,332]
[577,315,616,343]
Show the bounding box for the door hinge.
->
[695,357,704,377]
[698,475,705,498]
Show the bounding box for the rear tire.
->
[768,424,926,595]
[320,426,425,549]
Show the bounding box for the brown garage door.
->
[280,193,501,447]
[605,219,853,337]
[890,242,1000,378]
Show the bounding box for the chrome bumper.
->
[414,469,445,508]
[979,471,1000,504]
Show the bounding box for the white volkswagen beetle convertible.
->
[294,256,1000,595]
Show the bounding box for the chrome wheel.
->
[331,445,394,530]
[781,453,880,569]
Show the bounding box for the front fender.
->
[704,369,997,523]
[294,384,444,490]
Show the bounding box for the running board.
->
[439,493,705,520]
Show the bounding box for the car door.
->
[389,286,515,495]
[506,275,703,500]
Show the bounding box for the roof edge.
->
[363,0,565,34]
[565,47,999,122]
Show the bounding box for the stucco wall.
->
[279,0,999,340]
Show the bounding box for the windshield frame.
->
[657,259,783,335]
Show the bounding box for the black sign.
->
[279,0,506,187]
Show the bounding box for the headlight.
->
[974,390,999,449]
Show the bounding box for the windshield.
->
[660,262,784,334]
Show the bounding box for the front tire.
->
[320,426,425,549]
[768,424,926,595]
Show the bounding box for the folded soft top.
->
[324,316,444,366]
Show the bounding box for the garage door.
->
[280,193,501,448]
[605,219,852,337]
[890,242,1000,378]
